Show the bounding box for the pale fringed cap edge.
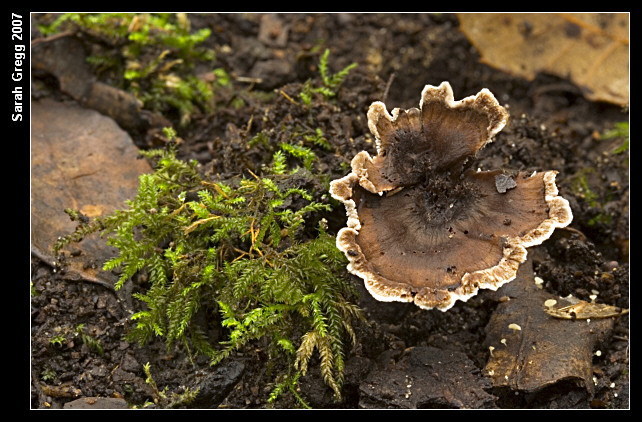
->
[329,83,573,311]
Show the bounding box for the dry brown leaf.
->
[31,98,152,286]
[457,13,629,105]
[359,347,496,409]
[483,258,614,398]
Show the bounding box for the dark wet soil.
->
[30,13,629,409]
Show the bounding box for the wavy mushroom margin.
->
[329,83,573,311]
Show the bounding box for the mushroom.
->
[330,81,573,311]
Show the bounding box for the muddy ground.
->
[30,13,629,409]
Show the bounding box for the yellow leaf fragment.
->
[80,204,105,218]
[545,299,629,320]
[184,215,221,234]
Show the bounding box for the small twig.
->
[279,89,299,106]
[184,215,221,235]
[231,247,250,262]
[557,225,588,242]
[235,75,263,84]
[382,72,396,104]
[202,181,230,199]
[246,168,261,181]
[169,202,189,217]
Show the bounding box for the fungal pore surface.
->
[330,81,572,311]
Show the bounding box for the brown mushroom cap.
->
[330,82,573,311]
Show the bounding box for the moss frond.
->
[38,13,220,126]
[56,145,363,404]
[299,48,357,105]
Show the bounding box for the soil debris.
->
[30,13,628,409]
[359,346,497,409]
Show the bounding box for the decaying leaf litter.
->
[31,13,628,409]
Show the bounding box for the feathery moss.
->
[38,13,225,126]
[55,143,363,405]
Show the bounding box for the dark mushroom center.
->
[409,175,477,229]
[380,129,436,187]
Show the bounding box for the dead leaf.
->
[31,98,152,286]
[457,13,629,105]
[483,258,614,400]
[545,300,629,320]
[359,346,496,409]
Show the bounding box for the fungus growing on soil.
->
[330,81,573,311]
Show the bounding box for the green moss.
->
[601,121,629,155]
[569,168,614,227]
[40,367,57,382]
[250,127,330,175]
[74,323,104,355]
[49,334,66,347]
[56,143,363,405]
[279,142,317,172]
[567,122,629,227]
[38,13,223,126]
[303,127,332,151]
[46,17,366,405]
[570,169,599,208]
[300,49,357,106]
[142,362,199,408]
